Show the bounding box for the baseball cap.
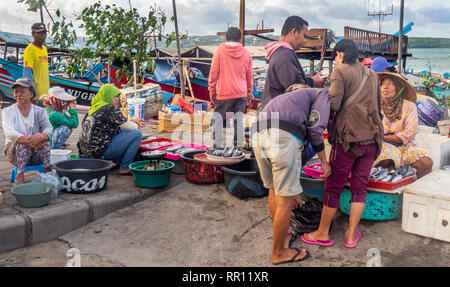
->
[12,77,35,89]
[371,57,392,73]
[45,86,76,101]
[31,23,47,33]
[362,58,373,65]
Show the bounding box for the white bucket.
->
[50,149,72,164]
[127,98,145,120]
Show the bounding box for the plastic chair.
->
[11,164,45,183]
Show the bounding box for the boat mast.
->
[217,0,275,46]
[397,0,404,73]
[172,0,185,98]
[240,0,245,46]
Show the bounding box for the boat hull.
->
[0,58,99,106]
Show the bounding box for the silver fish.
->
[376,170,388,181]
[390,174,403,182]
[382,175,393,182]
[404,171,415,178]
[370,167,378,175]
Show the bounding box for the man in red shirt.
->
[208,27,253,147]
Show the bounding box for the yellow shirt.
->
[23,43,49,99]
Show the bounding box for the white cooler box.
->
[402,170,450,242]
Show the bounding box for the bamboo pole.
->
[397,0,404,74]
[172,0,185,99]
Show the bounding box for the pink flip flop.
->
[301,233,334,247]
[345,230,362,248]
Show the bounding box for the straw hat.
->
[377,72,417,103]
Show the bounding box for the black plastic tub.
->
[221,158,268,198]
[53,159,116,194]
[180,150,224,184]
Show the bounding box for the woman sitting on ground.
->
[2,78,53,184]
[43,86,79,149]
[373,72,433,179]
[78,84,144,175]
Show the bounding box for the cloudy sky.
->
[1,0,449,38]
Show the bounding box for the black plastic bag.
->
[290,198,333,235]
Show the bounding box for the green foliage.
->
[20,0,180,85]
[408,37,450,48]
[17,0,45,12]
[74,1,177,84]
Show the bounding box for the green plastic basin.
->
[12,182,52,208]
[129,160,175,188]
[339,189,402,220]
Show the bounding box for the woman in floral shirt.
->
[374,72,433,179]
[78,84,145,175]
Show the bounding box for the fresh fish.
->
[404,171,415,178]
[388,169,396,175]
[390,174,403,182]
[381,174,393,182]
[370,167,379,177]
[376,170,388,181]
[223,147,234,157]
[231,150,243,157]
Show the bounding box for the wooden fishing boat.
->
[0,58,100,106]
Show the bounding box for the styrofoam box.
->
[402,170,450,242]
[414,134,450,170]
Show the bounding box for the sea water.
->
[253,48,450,76]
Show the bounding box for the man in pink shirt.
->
[208,27,253,147]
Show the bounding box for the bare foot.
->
[271,248,308,264]
[118,168,132,175]
[284,232,296,249]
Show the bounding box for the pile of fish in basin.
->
[308,163,417,182]
[370,164,417,182]
[206,147,244,158]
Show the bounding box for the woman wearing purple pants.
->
[301,39,384,248]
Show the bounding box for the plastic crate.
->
[303,163,324,178]
[365,174,416,190]
[139,138,182,152]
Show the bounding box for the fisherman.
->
[23,23,50,102]
[208,27,253,147]
[262,16,326,108]
[362,58,373,69]
[251,84,331,265]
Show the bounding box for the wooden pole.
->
[397,0,404,73]
[172,0,185,99]
[240,0,245,46]
[40,5,44,24]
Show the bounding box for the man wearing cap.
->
[43,86,79,149]
[23,23,50,101]
[2,78,53,185]
[362,58,373,69]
